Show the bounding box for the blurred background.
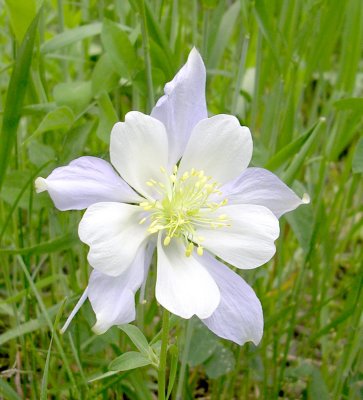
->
[0,0,362,399]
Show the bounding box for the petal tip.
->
[35,177,47,193]
[302,193,310,204]
[92,321,107,335]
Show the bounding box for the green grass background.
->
[0,0,362,399]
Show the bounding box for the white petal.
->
[151,47,207,166]
[110,112,169,198]
[89,242,154,334]
[35,156,142,211]
[155,236,220,319]
[220,168,308,218]
[197,204,280,269]
[179,115,252,184]
[78,203,150,276]
[200,252,263,345]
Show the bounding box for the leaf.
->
[88,370,119,383]
[0,378,22,400]
[282,118,325,185]
[0,171,50,212]
[286,181,313,254]
[207,1,241,69]
[0,10,40,192]
[32,106,74,137]
[101,19,140,79]
[204,342,235,379]
[0,304,60,346]
[143,1,175,77]
[5,0,36,42]
[254,0,281,70]
[264,124,318,171]
[108,351,151,372]
[96,92,118,144]
[28,141,56,167]
[118,324,150,356]
[334,97,363,112]
[0,163,52,241]
[0,233,79,255]
[186,319,218,367]
[53,81,92,114]
[41,23,102,53]
[61,121,95,164]
[352,137,363,174]
[166,344,179,400]
[308,367,330,400]
[91,54,120,96]
[40,299,66,400]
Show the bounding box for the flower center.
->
[139,165,229,256]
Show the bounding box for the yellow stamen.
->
[141,167,230,257]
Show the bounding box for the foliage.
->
[0,0,362,399]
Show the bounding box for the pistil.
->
[140,165,230,256]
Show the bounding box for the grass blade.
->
[0,9,40,191]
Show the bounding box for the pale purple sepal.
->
[200,252,263,346]
[151,47,207,166]
[35,156,142,211]
[221,167,307,218]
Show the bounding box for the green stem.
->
[139,0,154,112]
[158,308,170,400]
[175,319,193,400]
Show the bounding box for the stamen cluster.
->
[139,166,229,257]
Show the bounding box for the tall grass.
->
[0,0,362,399]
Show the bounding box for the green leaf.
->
[5,0,36,42]
[334,97,363,112]
[28,141,56,167]
[166,344,179,400]
[118,324,150,356]
[204,342,235,379]
[0,304,60,346]
[101,19,139,79]
[34,106,74,135]
[91,54,120,96]
[61,121,95,164]
[0,233,79,255]
[282,118,325,185]
[41,23,102,53]
[0,168,50,212]
[187,319,218,367]
[352,137,363,174]
[143,1,175,77]
[308,367,330,400]
[254,0,281,70]
[0,10,40,192]
[53,81,92,114]
[286,201,314,254]
[109,351,151,372]
[207,1,240,69]
[88,371,119,383]
[96,92,118,144]
[40,299,66,400]
[0,378,22,400]
[264,124,318,171]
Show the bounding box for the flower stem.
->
[175,319,193,400]
[158,308,170,400]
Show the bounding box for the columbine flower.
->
[35,48,308,345]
